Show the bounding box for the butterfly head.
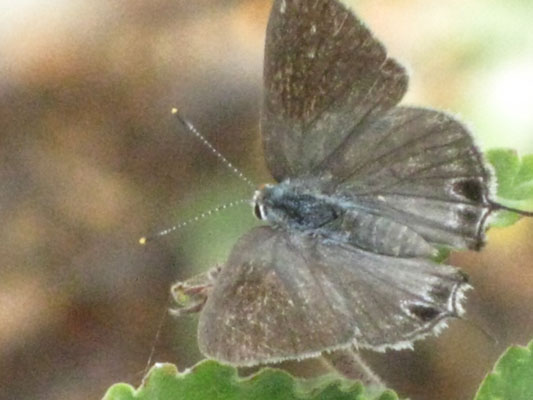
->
[252,183,275,221]
[252,182,301,226]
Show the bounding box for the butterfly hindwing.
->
[198,226,469,366]
[316,106,494,250]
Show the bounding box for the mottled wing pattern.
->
[317,106,493,250]
[262,0,407,181]
[198,227,469,366]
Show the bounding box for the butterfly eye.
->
[254,203,266,220]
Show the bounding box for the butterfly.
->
[170,0,530,368]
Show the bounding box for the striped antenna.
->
[139,198,250,245]
[171,108,256,189]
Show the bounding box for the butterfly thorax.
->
[254,180,438,258]
[253,181,341,232]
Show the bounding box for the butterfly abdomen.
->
[339,210,436,257]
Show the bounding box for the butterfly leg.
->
[169,266,221,316]
[321,348,385,388]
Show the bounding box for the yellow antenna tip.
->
[139,237,147,245]
[171,107,178,114]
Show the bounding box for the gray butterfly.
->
[171,0,526,368]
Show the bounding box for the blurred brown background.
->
[1,0,533,399]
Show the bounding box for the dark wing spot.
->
[408,304,441,323]
[453,179,486,203]
[459,207,481,225]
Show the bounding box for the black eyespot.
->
[453,179,485,203]
[408,304,441,322]
[459,207,480,224]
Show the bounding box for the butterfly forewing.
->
[198,227,469,366]
[262,0,408,181]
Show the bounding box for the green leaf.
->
[474,340,533,400]
[102,360,399,400]
[486,149,533,227]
